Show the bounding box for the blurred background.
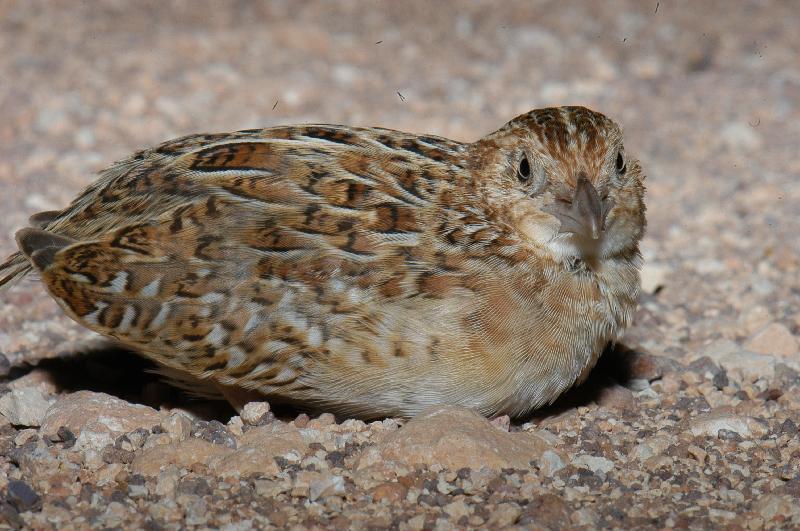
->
[1,0,798,373]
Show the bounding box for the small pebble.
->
[6,480,41,512]
[240,401,272,426]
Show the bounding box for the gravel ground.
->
[1,1,799,528]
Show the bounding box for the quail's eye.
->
[517,155,531,182]
[516,154,548,196]
[615,151,626,175]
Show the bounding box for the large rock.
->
[40,391,162,438]
[0,387,53,427]
[744,323,799,359]
[239,421,314,456]
[131,438,231,476]
[682,408,769,439]
[699,340,778,382]
[132,421,310,477]
[356,405,562,471]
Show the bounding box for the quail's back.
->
[0,106,646,419]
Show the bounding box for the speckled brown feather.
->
[2,106,646,419]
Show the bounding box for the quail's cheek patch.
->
[0,106,646,420]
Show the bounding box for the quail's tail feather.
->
[16,228,77,271]
[1,228,79,292]
[1,210,67,292]
[0,252,32,292]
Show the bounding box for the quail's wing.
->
[0,132,255,290]
[1,126,466,289]
[15,126,474,390]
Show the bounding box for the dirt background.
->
[0,1,799,528]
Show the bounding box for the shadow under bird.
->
[0,106,646,419]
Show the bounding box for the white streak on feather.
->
[117,305,137,333]
[250,362,276,377]
[149,304,170,330]
[273,366,297,383]
[244,302,264,312]
[307,327,323,348]
[243,313,260,334]
[328,280,345,293]
[139,277,161,297]
[108,271,129,293]
[266,340,291,353]
[206,323,227,347]
[226,347,247,369]
[199,292,224,304]
[346,287,364,305]
[83,302,108,326]
[375,233,419,246]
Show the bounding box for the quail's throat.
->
[544,174,614,241]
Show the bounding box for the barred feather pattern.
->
[2,107,646,418]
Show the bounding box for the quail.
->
[0,106,646,419]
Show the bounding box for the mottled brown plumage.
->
[0,106,646,419]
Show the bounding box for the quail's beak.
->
[543,175,614,240]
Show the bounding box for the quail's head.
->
[472,106,646,264]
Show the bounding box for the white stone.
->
[162,412,192,442]
[75,429,114,452]
[240,401,271,426]
[0,387,53,426]
[308,473,345,501]
[700,339,777,382]
[684,410,768,439]
[630,434,674,462]
[539,450,565,476]
[572,454,614,475]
